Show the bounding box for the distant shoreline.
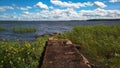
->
[87,19,120,21]
[0,19,120,22]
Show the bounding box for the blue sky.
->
[0,0,120,20]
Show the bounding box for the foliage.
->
[57,25,120,68]
[12,27,37,33]
[0,37,47,68]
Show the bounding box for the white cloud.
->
[21,9,120,20]
[35,2,48,9]
[50,0,93,8]
[109,0,120,2]
[1,8,120,20]
[23,11,31,15]
[49,6,54,9]
[94,1,107,8]
[80,8,120,19]
[52,9,79,20]
[17,6,32,10]
[0,6,14,12]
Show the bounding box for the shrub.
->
[0,37,47,68]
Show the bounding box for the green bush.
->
[0,37,47,68]
[57,25,120,68]
[12,27,37,33]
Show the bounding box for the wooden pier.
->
[41,38,91,68]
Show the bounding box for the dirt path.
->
[41,39,91,68]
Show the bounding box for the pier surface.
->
[41,39,91,68]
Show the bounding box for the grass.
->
[0,37,47,68]
[56,25,120,68]
[0,26,37,33]
[12,27,37,33]
[0,26,7,31]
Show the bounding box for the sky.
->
[0,0,120,20]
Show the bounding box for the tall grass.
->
[57,25,120,68]
[12,27,37,33]
[0,37,47,68]
[0,26,7,31]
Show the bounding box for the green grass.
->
[56,25,120,68]
[0,26,7,31]
[0,37,47,68]
[12,27,37,33]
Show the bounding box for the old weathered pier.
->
[41,38,91,68]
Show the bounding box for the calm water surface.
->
[0,21,120,41]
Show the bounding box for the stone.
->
[64,39,72,45]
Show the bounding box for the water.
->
[0,21,120,41]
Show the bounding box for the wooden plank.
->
[41,39,91,68]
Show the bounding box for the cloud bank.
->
[0,0,120,20]
[50,0,93,8]
[109,0,120,2]
[0,6,14,12]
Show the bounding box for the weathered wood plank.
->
[41,39,91,68]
